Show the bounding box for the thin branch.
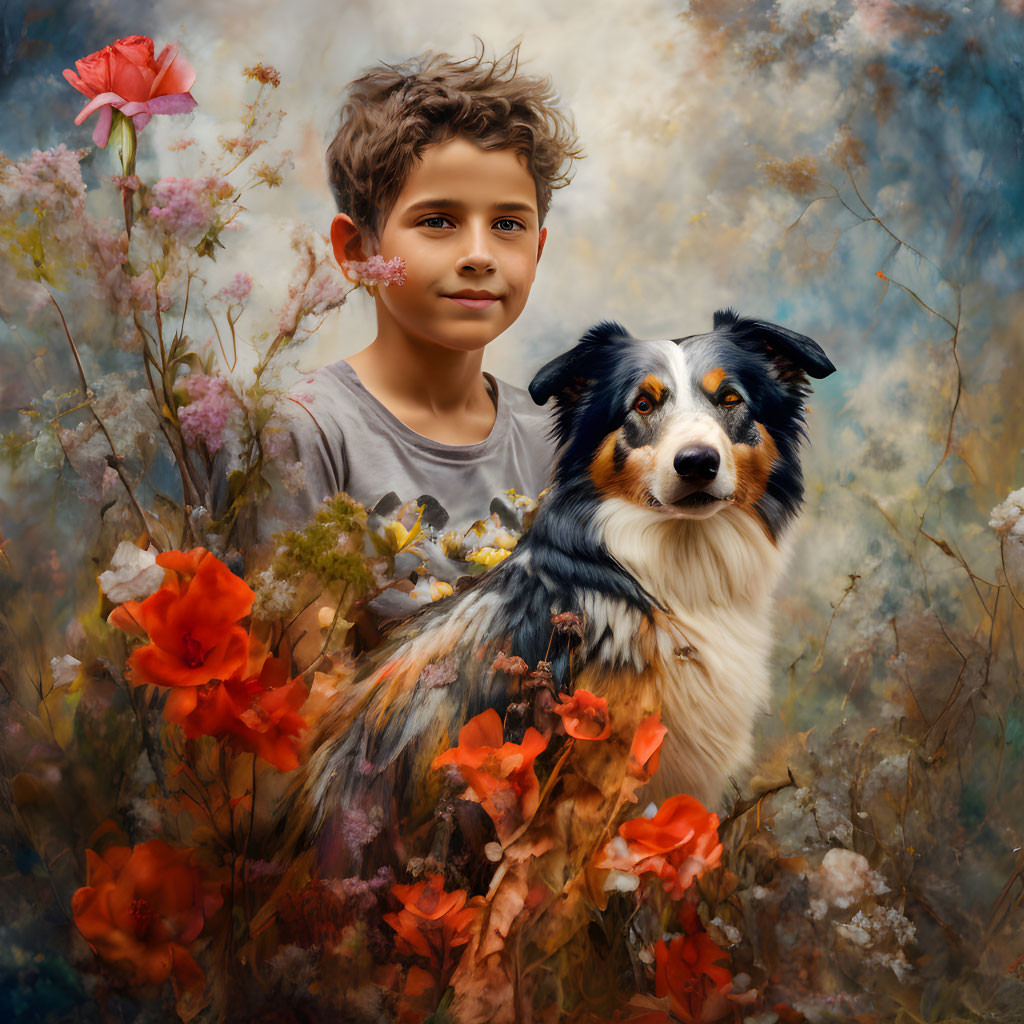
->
[47,291,149,533]
[812,573,861,678]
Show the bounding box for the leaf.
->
[226,469,248,506]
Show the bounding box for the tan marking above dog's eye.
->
[634,394,654,415]
[639,374,665,401]
[702,368,726,393]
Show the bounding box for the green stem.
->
[112,111,138,235]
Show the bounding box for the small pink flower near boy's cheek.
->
[342,255,407,287]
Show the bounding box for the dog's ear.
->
[530,321,632,449]
[713,309,835,387]
[529,321,631,406]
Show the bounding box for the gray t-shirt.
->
[261,360,555,541]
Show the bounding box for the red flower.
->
[63,35,197,148]
[163,649,307,771]
[112,548,254,691]
[72,840,222,995]
[654,925,732,1024]
[619,712,668,803]
[629,713,667,779]
[383,874,478,972]
[598,794,723,898]
[431,709,548,844]
[552,689,611,740]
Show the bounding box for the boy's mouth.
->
[445,289,499,310]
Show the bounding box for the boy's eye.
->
[494,218,524,232]
[419,215,453,229]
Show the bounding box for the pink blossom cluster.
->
[111,175,141,194]
[45,377,156,500]
[87,226,154,320]
[0,145,177,325]
[278,266,347,333]
[178,373,235,453]
[2,145,88,218]
[0,145,112,314]
[147,175,233,241]
[277,229,349,334]
[342,255,406,288]
[214,272,253,305]
[259,412,293,460]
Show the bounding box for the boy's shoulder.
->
[257,359,554,554]
[283,359,548,440]
[487,371,549,433]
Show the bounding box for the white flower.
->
[990,487,1024,539]
[991,487,1024,592]
[602,869,641,893]
[98,541,164,603]
[50,655,81,688]
[811,848,888,909]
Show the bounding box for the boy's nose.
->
[456,225,497,274]
[455,250,497,274]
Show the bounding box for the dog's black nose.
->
[674,445,720,481]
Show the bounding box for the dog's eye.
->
[719,391,743,408]
[634,395,654,415]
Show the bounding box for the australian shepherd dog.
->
[284,310,835,874]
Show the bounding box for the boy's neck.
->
[344,337,497,445]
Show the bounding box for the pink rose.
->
[63,35,197,148]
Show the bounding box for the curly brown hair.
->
[326,44,582,242]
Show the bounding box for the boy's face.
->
[334,136,546,355]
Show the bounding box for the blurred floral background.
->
[1,0,1022,1021]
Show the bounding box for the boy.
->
[265,47,581,542]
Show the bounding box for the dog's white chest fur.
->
[591,498,787,807]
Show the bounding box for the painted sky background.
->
[2,0,1023,1013]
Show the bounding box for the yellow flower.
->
[467,547,511,569]
[372,509,424,556]
[440,531,464,559]
[494,528,517,551]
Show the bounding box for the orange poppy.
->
[115,548,254,689]
[598,794,723,898]
[629,713,667,778]
[431,709,548,844]
[397,964,439,1024]
[383,874,478,971]
[72,839,222,994]
[163,650,307,771]
[653,927,732,1024]
[552,689,611,740]
[620,712,669,803]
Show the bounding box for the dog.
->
[283,310,835,874]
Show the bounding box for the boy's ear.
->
[536,227,547,264]
[331,213,369,265]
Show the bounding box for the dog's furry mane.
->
[280,312,835,874]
